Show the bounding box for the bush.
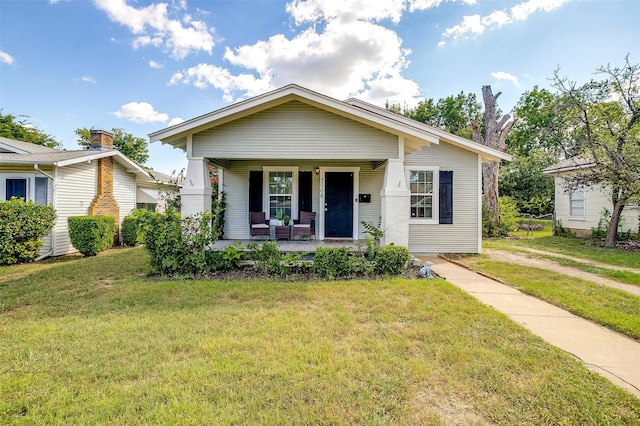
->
[121,216,139,246]
[0,198,56,265]
[313,247,350,279]
[206,243,245,271]
[483,197,520,237]
[374,245,410,275]
[142,211,215,276]
[68,216,116,257]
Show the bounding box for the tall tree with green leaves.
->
[0,112,62,148]
[552,55,640,247]
[405,92,482,140]
[75,127,149,165]
[501,87,566,215]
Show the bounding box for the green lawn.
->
[454,256,640,340]
[1,248,639,424]
[485,235,640,269]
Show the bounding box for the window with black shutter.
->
[298,171,312,214]
[248,170,263,213]
[439,170,453,224]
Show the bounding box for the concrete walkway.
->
[423,257,640,399]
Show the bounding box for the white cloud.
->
[113,102,169,124]
[149,60,163,69]
[439,0,569,45]
[93,0,214,60]
[81,75,97,83]
[167,117,185,127]
[491,71,519,86]
[171,7,421,106]
[0,50,15,65]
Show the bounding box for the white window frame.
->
[263,166,299,221]
[405,166,439,224]
[2,173,34,202]
[569,185,586,220]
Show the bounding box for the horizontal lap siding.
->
[555,178,640,233]
[54,163,97,255]
[193,101,397,160]
[113,163,136,228]
[406,143,479,253]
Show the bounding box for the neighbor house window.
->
[406,167,439,223]
[34,177,48,205]
[6,178,27,200]
[264,167,298,220]
[569,186,585,219]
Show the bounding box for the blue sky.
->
[1,0,639,173]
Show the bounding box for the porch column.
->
[180,157,212,217]
[380,158,410,247]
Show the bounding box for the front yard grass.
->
[485,235,640,269]
[454,256,640,340]
[1,248,639,424]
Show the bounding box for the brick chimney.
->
[88,130,120,242]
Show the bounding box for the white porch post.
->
[380,158,410,247]
[180,157,212,217]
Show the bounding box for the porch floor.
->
[211,239,363,253]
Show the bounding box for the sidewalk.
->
[422,257,640,399]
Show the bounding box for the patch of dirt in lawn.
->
[482,249,640,296]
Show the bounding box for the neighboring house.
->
[0,131,175,258]
[149,84,511,254]
[543,157,639,237]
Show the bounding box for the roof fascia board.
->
[0,141,29,154]
[149,84,441,146]
[347,98,512,162]
[542,162,595,175]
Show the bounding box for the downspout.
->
[33,164,55,261]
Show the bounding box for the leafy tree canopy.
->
[0,111,62,148]
[552,55,640,247]
[75,127,149,165]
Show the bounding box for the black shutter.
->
[249,170,263,213]
[298,171,312,214]
[439,171,453,224]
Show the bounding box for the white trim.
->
[405,166,439,225]
[263,166,299,220]
[568,185,586,220]
[1,172,35,201]
[318,166,360,240]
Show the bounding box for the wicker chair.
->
[249,212,270,239]
[293,211,316,240]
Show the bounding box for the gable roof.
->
[149,84,511,162]
[542,156,595,175]
[0,137,59,154]
[0,142,153,181]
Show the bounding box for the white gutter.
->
[34,164,54,179]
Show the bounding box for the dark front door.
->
[325,172,353,238]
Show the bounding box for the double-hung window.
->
[5,178,27,200]
[264,167,298,220]
[569,186,585,219]
[406,167,439,224]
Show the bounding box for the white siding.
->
[52,163,97,255]
[113,162,136,227]
[405,142,480,253]
[193,101,397,160]
[554,176,640,235]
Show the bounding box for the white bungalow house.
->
[543,157,639,237]
[149,84,511,254]
[0,131,175,258]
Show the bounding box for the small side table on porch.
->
[275,225,291,240]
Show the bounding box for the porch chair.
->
[293,211,316,240]
[249,211,270,239]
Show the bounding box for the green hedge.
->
[0,198,56,265]
[121,216,139,246]
[68,216,116,257]
[374,245,410,275]
[313,247,350,279]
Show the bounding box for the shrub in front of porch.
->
[0,198,56,265]
[374,245,410,275]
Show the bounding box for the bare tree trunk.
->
[605,201,625,248]
[473,86,514,234]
